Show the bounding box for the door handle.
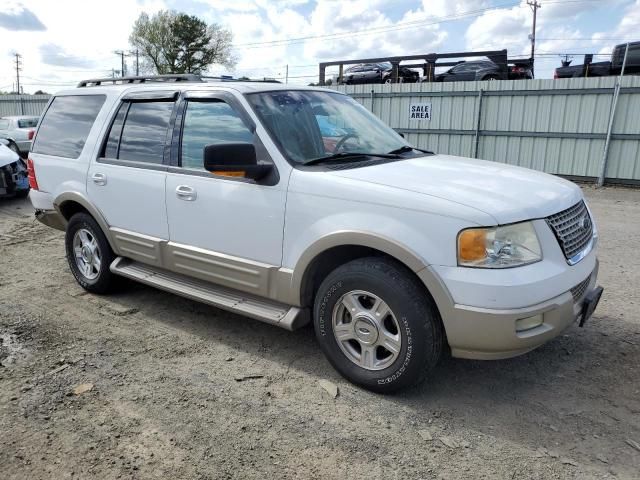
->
[175,185,197,201]
[92,173,107,186]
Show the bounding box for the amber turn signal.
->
[458,229,487,262]
[211,171,246,177]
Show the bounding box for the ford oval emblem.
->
[580,215,591,231]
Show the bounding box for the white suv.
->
[28,75,603,392]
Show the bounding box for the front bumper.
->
[418,257,600,360]
[447,262,599,360]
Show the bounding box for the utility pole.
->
[14,53,22,94]
[527,0,541,77]
[114,50,127,77]
[285,64,289,84]
[130,48,139,76]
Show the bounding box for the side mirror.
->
[203,143,272,181]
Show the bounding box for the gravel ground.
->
[1,185,639,480]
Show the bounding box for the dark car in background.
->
[554,41,640,78]
[0,139,29,198]
[339,62,419,84]
[432,60,533,82]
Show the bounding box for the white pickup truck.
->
[28,75,602,392]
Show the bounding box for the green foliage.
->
[129,10,236,75]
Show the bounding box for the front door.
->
[164,92,287,298]
[87,93,177,265]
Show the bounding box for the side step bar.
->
[110,257,308,331]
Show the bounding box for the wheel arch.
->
[54,192,117,252]
[292,231,429,308]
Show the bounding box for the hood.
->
[0,144,20,168]
[328,154,582,225]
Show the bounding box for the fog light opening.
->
[515,314,544,333]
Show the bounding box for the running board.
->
[110,257,308,331]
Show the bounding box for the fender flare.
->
[288,230,428,304]
[53,191,117,252]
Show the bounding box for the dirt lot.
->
[1,186,639,480]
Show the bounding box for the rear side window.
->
[18,118,38,128]
[32,95,105,159]
[102,101,174,164]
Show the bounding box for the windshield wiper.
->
[387,145,434,155]
[302,152,401,166]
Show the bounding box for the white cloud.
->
[0,0,167,92]
[0,0,636,92]
[463,0,629,78]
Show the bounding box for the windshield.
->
[246,91,409,164]
[18,118,38,128]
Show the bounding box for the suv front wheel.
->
[313,257,444,393]
[65,212,117,294]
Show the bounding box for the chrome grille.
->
[546,201,593,262]
[570,275,590,302]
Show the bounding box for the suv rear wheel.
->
[313,257,444,393]
[65,213,116,294]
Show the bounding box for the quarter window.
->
[180,100,254,170]
[32,95,105,159]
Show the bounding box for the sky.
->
[0,0,638,93]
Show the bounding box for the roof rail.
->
[77,74,282,87]
[200,76,282,83]
[77,74,203,87]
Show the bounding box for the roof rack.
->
[77,74,202,87]
[77,74,282,87]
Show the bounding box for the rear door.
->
[87,92,177,265]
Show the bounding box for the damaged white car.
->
[0,139,29,198]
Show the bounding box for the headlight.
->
[457,221,542,268]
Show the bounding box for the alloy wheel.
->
[332,290,402,371]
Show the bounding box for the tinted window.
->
[32,95,105,158]
[452,63,474,72]
[103,103,128,159]
[180,101,253,170]
[18,118,39,128]
[118,101,173,164]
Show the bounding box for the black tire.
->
[482,74,500,81]
[313,257,444,393]
[65,212,117,294]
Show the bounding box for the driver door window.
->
[181,100,254,170]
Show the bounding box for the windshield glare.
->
[247,91,408,164]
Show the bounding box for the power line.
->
[234,2,522,49]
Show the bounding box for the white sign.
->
[409,102,432,121]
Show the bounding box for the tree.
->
[129,10,236,75]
